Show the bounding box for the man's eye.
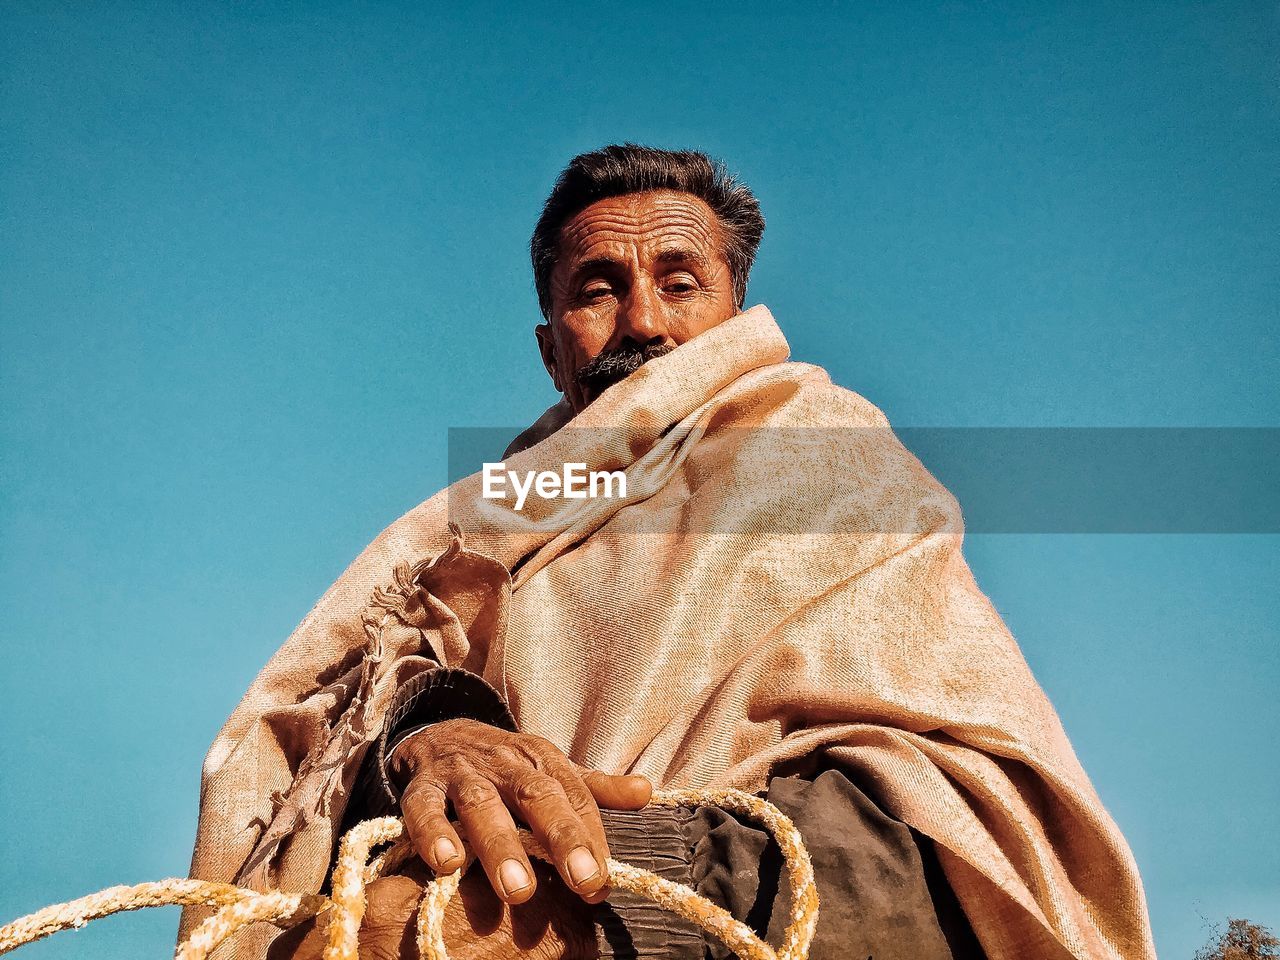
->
[665,279,696,294]
[582,285,612,300]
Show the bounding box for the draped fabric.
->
[181,305,1155,960]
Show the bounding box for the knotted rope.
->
[0,788,817,960]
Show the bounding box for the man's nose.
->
[611,283,670,349]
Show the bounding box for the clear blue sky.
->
[2,3,1277,957]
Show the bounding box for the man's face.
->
[537,189,739,413]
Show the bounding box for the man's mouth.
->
[574,342,674,399]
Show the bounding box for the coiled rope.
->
[0,787,817,960]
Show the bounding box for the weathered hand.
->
[267,860,597,960]
[390,718,651,905]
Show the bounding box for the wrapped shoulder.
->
[739,366,963,539]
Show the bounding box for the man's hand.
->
[389,718,651,905]
[267,860,597,960]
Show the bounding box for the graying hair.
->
[530,144,765,319]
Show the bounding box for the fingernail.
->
[499,858,533,897]
[433,837,458,866]
[566,846,600,887]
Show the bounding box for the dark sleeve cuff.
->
[593,768,987,960]
[345,667,517,824]
[593,807,706,960]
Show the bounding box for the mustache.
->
[574,342,674,395]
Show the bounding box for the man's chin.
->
[576,374,634,409]
[573,385,606,412]
[572,345,675,411]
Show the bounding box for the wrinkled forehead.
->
[554,189,726,271]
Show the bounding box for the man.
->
[182,145,1156,960]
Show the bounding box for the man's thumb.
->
[581,770,652,810]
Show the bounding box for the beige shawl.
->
[181,305,1155,960]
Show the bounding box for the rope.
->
[0,788,818,960]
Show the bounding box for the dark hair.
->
[530,144,765,319]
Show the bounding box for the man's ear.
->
[535,322,563,393]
